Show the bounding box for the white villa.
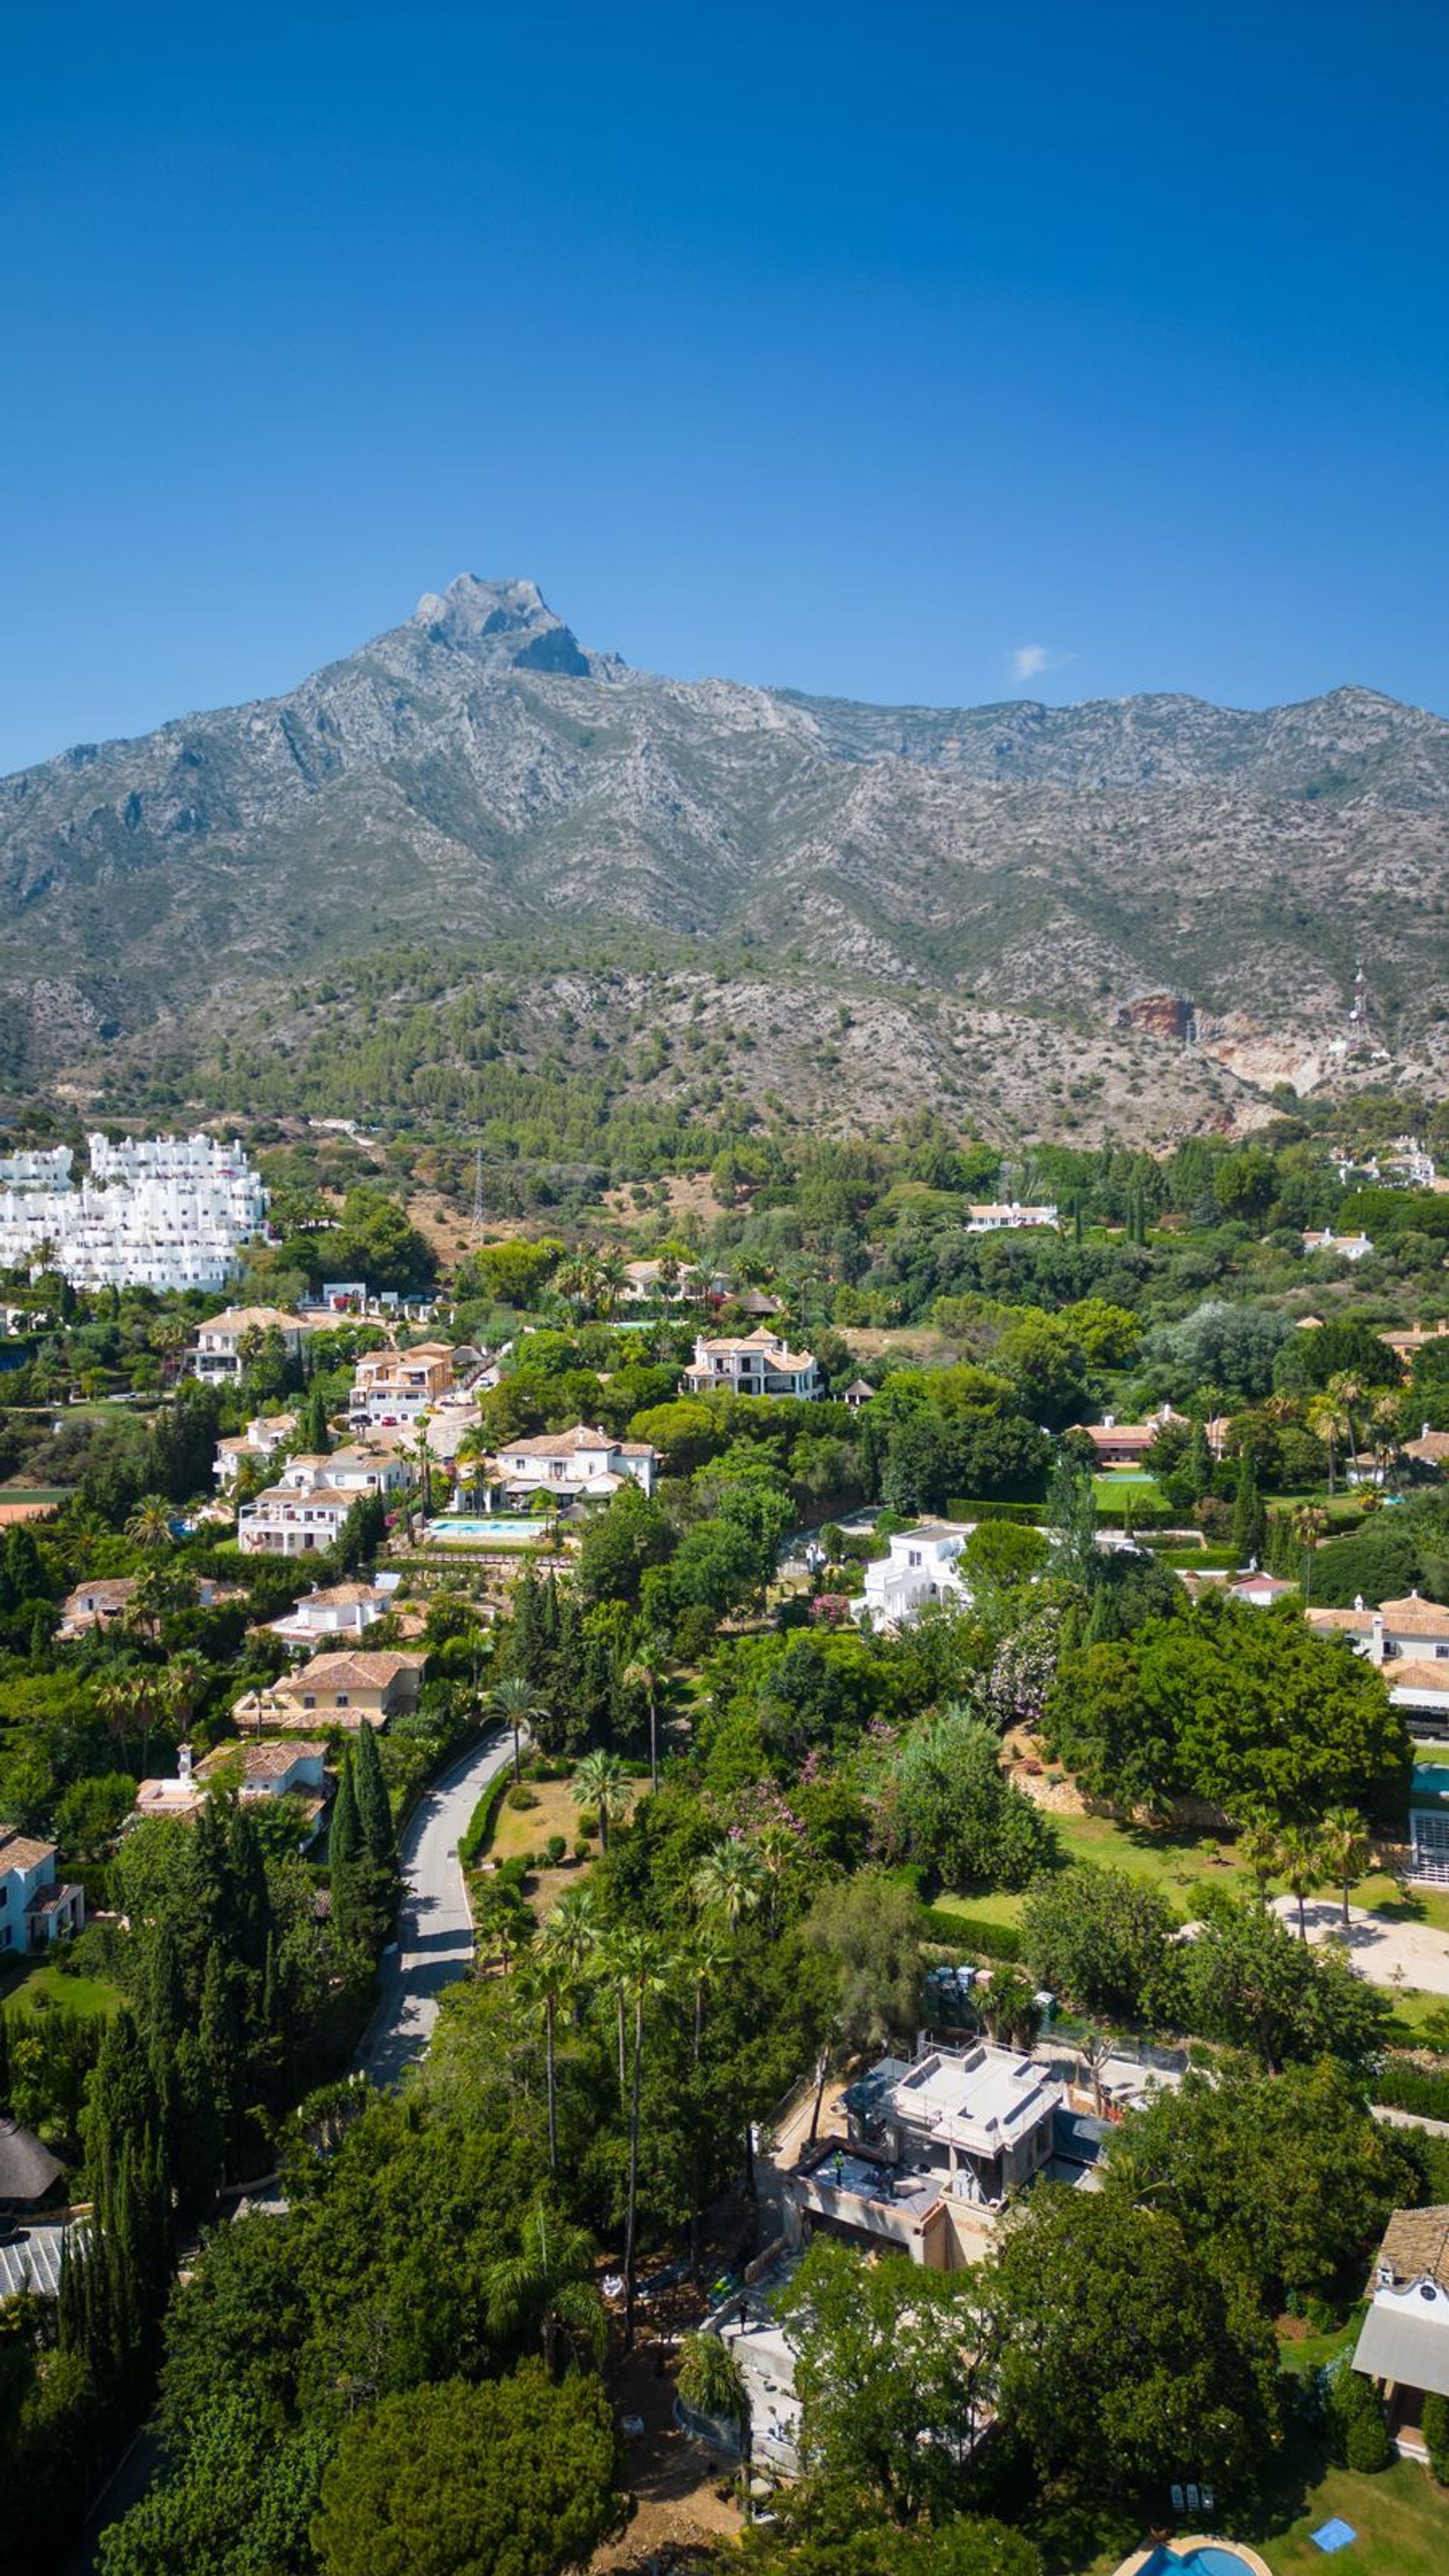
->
[235,1448,405,1556]
[212,1411,299,1488]
[682,1327,821,1400]
[1303,1226,1375,1263]
[0,1134,266,1291]
[964,1201,1059,1233]
[857,1522,971,1627]
[267,1576,401,1646]
[192,1306,309,1383]
[0,1829,84,1954]
[783,2041,1071,2273]
[484,1425,660,1507]
[1353,2206,1449,2460]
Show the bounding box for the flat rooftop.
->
[889,2045,1061,2151]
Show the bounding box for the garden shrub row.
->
[921,1903,1025,1963]
[1371,2060,1449,2122]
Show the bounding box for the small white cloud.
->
[1009,643,1051,680]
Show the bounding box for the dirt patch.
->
[405,1190,474,1264]
[592,2332,743,2571]
[601,1169,733,1232]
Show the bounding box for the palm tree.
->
[125,1494,174,1550]
[593,1251,629,1319]
[572,1750,630,1856]
[605,1927,675,2350]
[623,1639,670,1793]
[676,2328,752,2490]
[481,2203,607,2374]
[487,1675,548,1784]
[455,1425,492,1509]
[1237,1817,1280,1908]
[1369,1394,1404,1489]
[681,1922,732,2067]
[1320,1805,1374,1928]
[1275,1823,1329,1941]
[755,1823,797,1930]
[692,1839,766,1931]
[1291,1503,1330,1603]
[522,1920,580,2176]
[1307,1391,1350,1498]
[96,1671,147,1772]
[475,1879,531,1977]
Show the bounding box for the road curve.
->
[354,1725,515,2087]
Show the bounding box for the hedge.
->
[921,1904,1024,1963]
[946,1500,1044,1525]
[1372,2061,1449,2122]
[460,1763,517,1868]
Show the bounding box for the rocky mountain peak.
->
[407,574,593,676]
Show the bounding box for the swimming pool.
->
[1132,2547,1266,2576]
[423,1516,552,1543]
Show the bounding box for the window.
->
[336,1694,349,1708]
[303,1694,315,1710]
[908,1550,921,1568]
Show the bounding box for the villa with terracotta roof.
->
[267,1577,401,1646]
[349,1343,455,1426]
[1068,1403,1183,1467]
[486,1424,660,1507]
[0,1827,83,1954]
[964,1201,1059,1233]
[212,1409,297,1488]
[1306,1591,1449,1729]
[57,1576,140,1637]
[191,1306,311,1383]
[235,1649,426,1731]
[682,1327,821,1400]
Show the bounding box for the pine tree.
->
[303,1381,332,1454]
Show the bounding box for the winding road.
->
[354,1724,515,2087]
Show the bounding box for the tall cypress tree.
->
[352,1721,396,1871]
[329,1748,362,1953]
[1231,1448,1266,1568]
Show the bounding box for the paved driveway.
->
[354,1726,516,2087]
[1269,1894,1449,1996]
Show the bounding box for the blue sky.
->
[2,1,1446,771]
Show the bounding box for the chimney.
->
[178,1743,193,1784]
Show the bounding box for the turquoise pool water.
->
[1413,1763,1449,1798]
[1136,2547,1258,2576]
[423,1516,552,1543]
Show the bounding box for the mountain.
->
[3,575,1447,1135]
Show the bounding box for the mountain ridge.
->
[2,576,1446,1128]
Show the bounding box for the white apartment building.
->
[681,1327,821,1400]
[0,1134,267,1293]
[0,1146,72,1190]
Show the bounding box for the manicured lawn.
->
[1253,2454,1449,2576]
[0,1960,124,2020]
[1073,2451,1449,2576]
[1411,1740,1449,1768]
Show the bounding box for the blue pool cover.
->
[1310,2520,1357,2554]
